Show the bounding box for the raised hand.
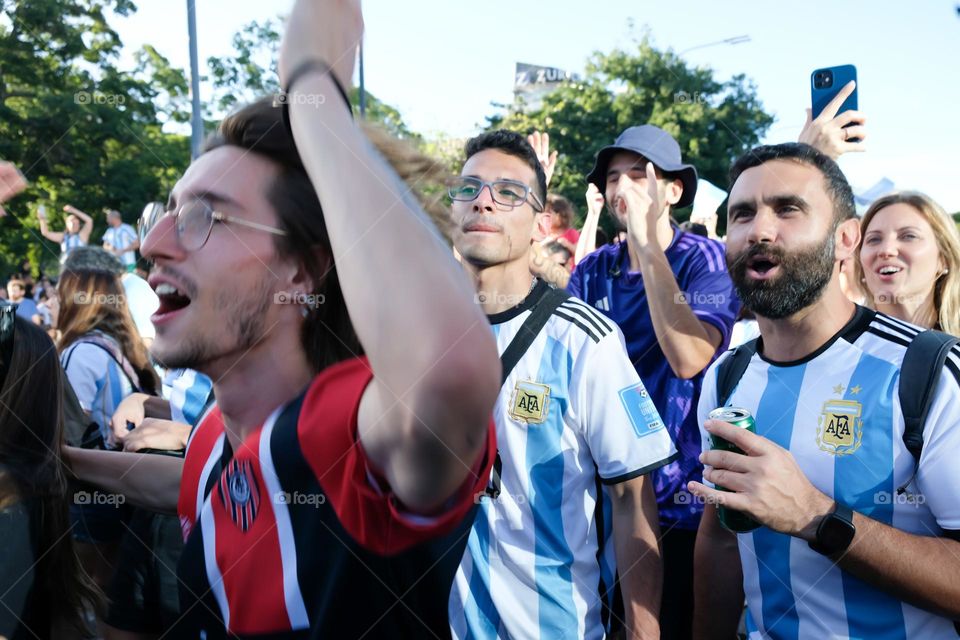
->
[527,131,558,187]
[278,0,363,92]
[616,162,662,248]
[799,81,866,160]
[584,183,604,220]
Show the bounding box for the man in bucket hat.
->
[567,124,740,639]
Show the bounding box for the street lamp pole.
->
[187,0,203,159]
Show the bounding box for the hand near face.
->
[688,419,834,540]
[798,80,866,160]
[527,131,558,187]
[278,0,363,93]
[616,162,662,248]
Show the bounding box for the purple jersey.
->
[568,229,739,529]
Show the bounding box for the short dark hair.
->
[464,130,547,207]
[729,143,855,224]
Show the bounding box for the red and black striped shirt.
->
[174,357,495,638]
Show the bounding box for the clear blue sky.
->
[118,1,960,210]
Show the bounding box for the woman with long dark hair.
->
[0,303,100,638]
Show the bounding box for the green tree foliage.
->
[488,36,775,228]
[0,0,190,277]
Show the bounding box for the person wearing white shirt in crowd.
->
[103,209,140,273]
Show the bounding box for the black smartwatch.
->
[809,502,856,556]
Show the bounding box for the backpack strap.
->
[483,285,571,500]
[715,338,760,408]
[499,286,571,385]
[66,335,143,393]
[899,329,959,463]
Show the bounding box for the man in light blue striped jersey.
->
[690,143,960,639]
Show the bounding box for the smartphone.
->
[37,204,46,219]
[811,64,860,141]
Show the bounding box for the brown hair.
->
[56,271,159,393]
[546,193,576,229]
[1,317,102,634]
[203,97,451,372]
[854,191,960,337]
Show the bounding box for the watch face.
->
[820,514,856,553]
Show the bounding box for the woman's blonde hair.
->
[854,191,960,336]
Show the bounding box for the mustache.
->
[460,217,504,232]
[726,243,785,273]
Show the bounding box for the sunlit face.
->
[65,215,80,234]
[725,160,847,319]
[451,149,546,269]
[6,282,24,301]
[860,203,944,308]
[140,146,299,373]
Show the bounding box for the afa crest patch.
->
[509,380,550,424]
[817,399,863,455]
[618,383,664,438]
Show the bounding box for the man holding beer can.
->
[689,143,960,639]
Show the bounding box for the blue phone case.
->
[811,64,858,121]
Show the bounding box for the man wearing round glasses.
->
[64,1,501,636]
[448,130,675,640]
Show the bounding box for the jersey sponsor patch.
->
[618,383,664,437]
[508,380,550,424]
[218,458,262,531]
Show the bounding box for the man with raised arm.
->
[65,2,500,636]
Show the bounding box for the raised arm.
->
[279,0,500,514]
[37,211,64,243]
[575,183,604,263]
[64,204,94,243]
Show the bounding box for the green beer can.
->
[708,407,760,533]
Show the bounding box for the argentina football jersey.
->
[698,306,960,639]
[450,280,677,640]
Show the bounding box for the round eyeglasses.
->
[138,200,288,251]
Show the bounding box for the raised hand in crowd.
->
[616,161,665,250]
[527,130,558,187]
[798,80,867,159]
[574,182,605,263]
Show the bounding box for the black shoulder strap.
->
[899,329,959,463]
[499,287,571,385]
[715,338,760,408]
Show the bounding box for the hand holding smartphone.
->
[800,64,866,159]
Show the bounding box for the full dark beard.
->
[727,232,836,320]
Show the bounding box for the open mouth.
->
[746,254,781,277]
[877,265,903,276]
[154,282,192,316]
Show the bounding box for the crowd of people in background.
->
[1,2,960,639]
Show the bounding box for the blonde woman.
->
[856,191,960,336]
